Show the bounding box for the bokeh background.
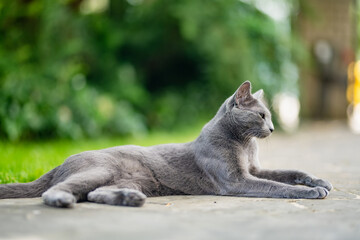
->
[0,0,359,182]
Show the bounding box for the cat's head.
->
[225,81,274,139]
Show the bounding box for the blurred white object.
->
[314,40,333,65]
[80,0,109,14]
[348,104,360,134]
[274,93,300,132]
[251,0,291,22]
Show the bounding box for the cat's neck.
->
[196,112,254,147]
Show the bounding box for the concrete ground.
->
[0,121,359,240]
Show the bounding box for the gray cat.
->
[0,81,332,208]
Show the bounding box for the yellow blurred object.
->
[347,61,360,133]
[347,61,360,104]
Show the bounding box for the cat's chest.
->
[236,140,258,167]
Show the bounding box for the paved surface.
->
[1,121,359,240]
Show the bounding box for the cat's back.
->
[60,142,192,171]
[100,142,193,161]
[51,145,152,184]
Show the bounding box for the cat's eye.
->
[259,112,265,119]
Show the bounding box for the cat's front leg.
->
[250,168,332,191]
[228,177,329,199]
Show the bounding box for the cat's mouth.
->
[256,129,272,138]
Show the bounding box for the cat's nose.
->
[269,128,274,133]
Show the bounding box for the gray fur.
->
[0,81,332,208]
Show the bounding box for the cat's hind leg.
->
[87,185,146,207]
[42,168,112,208]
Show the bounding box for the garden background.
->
[0,0,358,183]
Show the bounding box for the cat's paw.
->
[307,187,329,199]
[112,188,146,207]
[311,178,333,191]
[42,190,76,208]
[300,176,333,191]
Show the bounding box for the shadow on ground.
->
[1,121,359,240]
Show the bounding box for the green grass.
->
[0,123,204,184]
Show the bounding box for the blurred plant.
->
[0,0,302,141]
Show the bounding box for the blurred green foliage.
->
[0,0,300,141]
[357,0,360,59]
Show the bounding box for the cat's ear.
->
[253,89,264,100]
[235,81,252,106]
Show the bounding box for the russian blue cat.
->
[0,81,332,208]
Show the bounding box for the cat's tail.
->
[0,167,59,199]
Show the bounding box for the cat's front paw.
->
[300,176,332,191]
[307,187,329,199]
[311,178,333,191]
